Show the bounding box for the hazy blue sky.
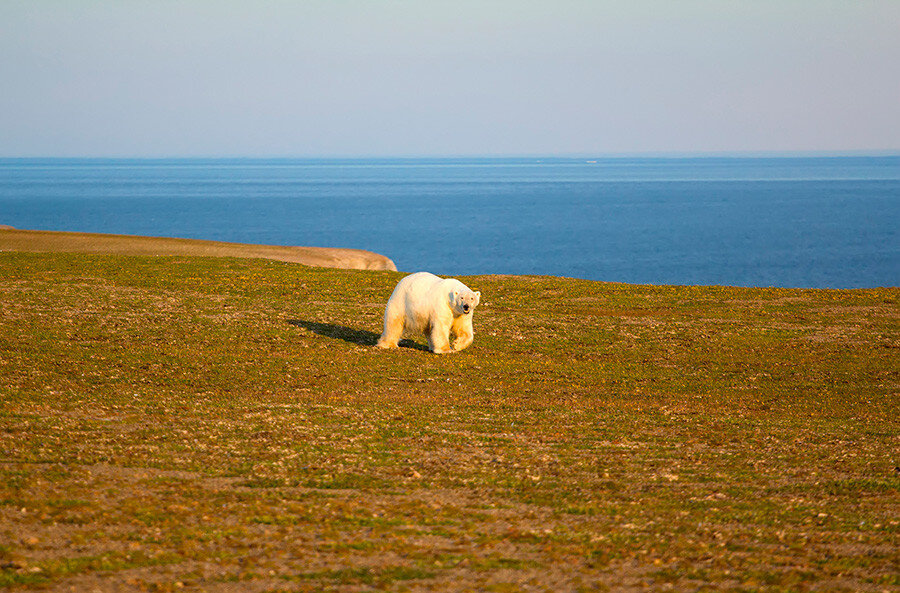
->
[1,1,898,157]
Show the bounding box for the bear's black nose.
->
[463,305,470,312]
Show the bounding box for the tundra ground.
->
[1,252,897,592]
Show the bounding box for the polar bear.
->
[376,272,481,354]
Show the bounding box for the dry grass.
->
[1,251,898,592]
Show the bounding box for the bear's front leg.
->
[428,325,453,354]
[452,329,473,352]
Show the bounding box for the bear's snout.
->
[463,304,470,312]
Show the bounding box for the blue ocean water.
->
[1,156,898,288]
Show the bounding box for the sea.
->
[1,156,898,289]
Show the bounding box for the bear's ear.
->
[450,289,458,303]
[474,291,481,305]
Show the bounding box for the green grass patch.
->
[283,565,436,586]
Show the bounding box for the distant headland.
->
[0,227,397,272]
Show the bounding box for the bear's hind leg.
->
[376,312,404,349]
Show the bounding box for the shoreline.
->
[0,227,397,272]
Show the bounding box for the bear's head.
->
[450,288,481,316]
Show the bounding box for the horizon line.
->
[2,149,900,161]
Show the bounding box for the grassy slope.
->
[0,251,897,592]
[0,229,397,271]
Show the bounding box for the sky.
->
[1,1,898,157]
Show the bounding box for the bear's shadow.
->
[287,320,430,351]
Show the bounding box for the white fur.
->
[376,272,481,354]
